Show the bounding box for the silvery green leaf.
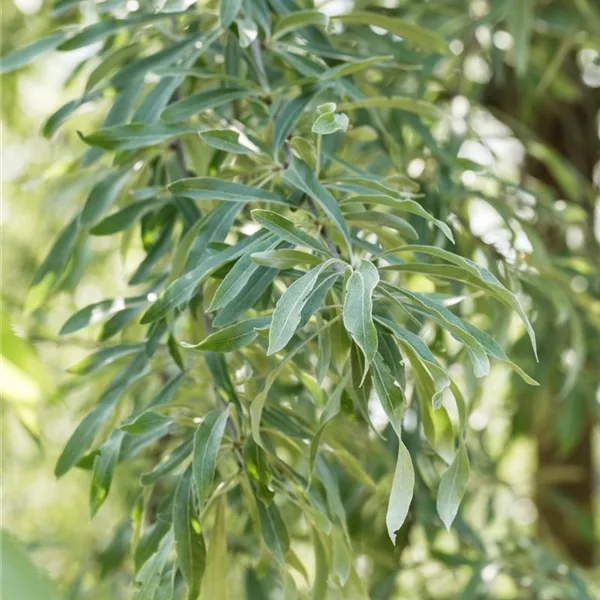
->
[386,440,414,544]
[343,260,379,378]
[436,440,470,530]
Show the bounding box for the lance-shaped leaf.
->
[220,0,243,28]
[251,249,322,270]
[134,530,174,600]
[268,260,335,355]
[55,354,148,477]
[386,440,414,544]
[343,260,379,378]
[371,355,404,438]
[67,343,144,375]
[81,168,131,227]
[91,199,167,236]
[200,129,259,154]
[0,31,68,74]
[169,178,287,204]
[90,429,124,516]
[161,86,257,122]
[257,501,290,565]
[379,245,537,359]
[273,90,316,156]
[141,233,268,323]
[309,373,350,474]
[182,316,271,353]
[396,289,490,378]
[79,123,198,151]
[345,211,419,240]
[322,55,393,80]
[200,498,227,600]
[341,194,454,242]
[43,90,102,138]
[436,440,470,530]
[333,11,448,54]
[110,36,199,89]
[59,294,147,335]
[273,9,329,39]
[173,468,206,600]
[209,237,278,311]
[193,409,230,508]
[339,96,441,120]
[282,157,352,256]
[251,209,330,254]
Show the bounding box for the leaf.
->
[1,531,64,600]
[161,86,257,122]
[386,440,414,544]
[85,42,142,92]
[81,168,131,227]
[257,501,289,565]
[508,0,534,77]
[342,260,379,378]
[345,211,419,240]
[282,157,351,255]
[220,0,243,28]
[121,411,171,436]
[200,498,227,600]
[312,112,349,135]
[182,317,271,352]
[371,356,404,437]
[322,55,393,80]
[273,90,316,156]
[79,123,198,151]
[333,11,448,54]
[251,209,330,254]
[141,436,194,485]
[173,468,206,600]
[268,260,334,355]
[134,530,174,600]
[193,409,230,508]
[60,294,147,335]
[339,96,441,120]
[209,237,278,311]
[341,194,453,242]
[42,90,102,138]
[111,37,198,90]
[396,289,490,378]
[436,440,470,530]
[55,354,147,477]
[91,199,167,236]
[141,233,268,323]
[213,267,278,327]
[169,178,287,204]
[309,373,350,474]
[90,429,124,516]
[273,10,329,40]
[67,343,143,375]
[200,129,259,153]
[251,249,322,269]
[0,32,68,74]
[379,245,537,359]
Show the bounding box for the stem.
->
[315,133,322,177]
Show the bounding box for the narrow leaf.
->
[182,317,271,352]
[193,409,230,508]
[173,468,206,600]
[436,440,470,530]
[334,11,448,54]
[343,260,379,376]
[386,440,414,544]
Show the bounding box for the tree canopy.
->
[1,0,599,598]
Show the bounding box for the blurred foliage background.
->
[1,0,600,598]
